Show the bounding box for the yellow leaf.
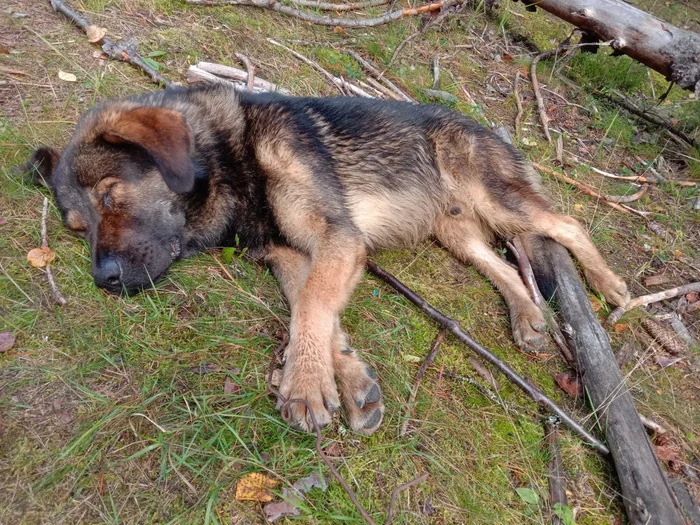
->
[614,323,629,333]
[574,203,584,212]
[58,70,77,82]
[27,247,56,268]
[86,25,107,44]
[235,472,280,502]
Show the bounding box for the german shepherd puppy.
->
[26,83,629,434]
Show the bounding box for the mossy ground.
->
[1,0,699,523]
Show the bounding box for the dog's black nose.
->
[93,256,122,289]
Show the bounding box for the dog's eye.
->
[102,187,114,209]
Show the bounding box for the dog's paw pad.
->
[336,356,385,436]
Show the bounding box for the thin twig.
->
[508,238,575,368]
[268,39,373,97]
[50,0,173,87]
[432,56,440,90]
[544,416,567,525]
[188,0,448,28]
[607,282,700,325]
[40,197,67,306]
[400,331,445,437]
[366,260,610,455]
[234,53,256,92]
[191,61,284,93]
[591,167,696,187]
[513,71,523,138]
[266,339,427,525]
[600,90,697,148]
[603,183,648,204]
[345,49,413,101]
[531,50,554,142]
[533,162,649,217]
[273,0,390,11]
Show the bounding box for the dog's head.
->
[26,103,195,294]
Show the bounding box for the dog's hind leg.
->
[527,211,630,307]
[266,245,384,435]
[433,215,547,351]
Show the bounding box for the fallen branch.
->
[432,56,440,90]
[266,340,428,525]
[400,331,445,437]
[544,416,567,525]
[187,0,448,28]
[533,162,648,217]
[365,260,610,455]
[50,0,173,87]
[599,90,697,147]
[234,52,256,92]
[591,167,696,187]
[191,61,285,93]
[268,39,373,97]
[271,0,389,11]
[607,282,700,325]
[603,183,649,204]
[40,197,67,306]
[513,71,523,138]
[343,49,413,101]
[508,237,575,368]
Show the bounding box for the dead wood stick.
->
[599,90,697,148]
[234,53,256,92]
[508,238,575,368]
[366,260,610,455]
[267,340,428,525]
[273,0,390,11]
[533,163,649,217]
[0,66,28,76]
[268,39,373,97]
[592,169,696,187]
[40,197,67,306]
[514,71,523,138]
[365,76,403,100]
[603,183,649,204]
[345,50,413,101]
[607,282,700,325]
[531,50,554,142]
[400,331,445,437]
[194,61,284,92]
[544,417,567,525]
[187,0,448,28]
[50,0,173,87]
[432,56,440,90]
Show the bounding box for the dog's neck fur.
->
[170,87,282,257]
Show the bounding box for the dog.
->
[25,83,630,435]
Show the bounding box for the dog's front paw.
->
[277,358,340,432]
[335,349,385,435]
[511,302,547,352]
[591,272,630,308]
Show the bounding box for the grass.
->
[1,0,699,524]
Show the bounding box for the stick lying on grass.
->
[40,197,67,306]
[50,0,173,87]
[188,61,286,93]
[187,0,449,28]
[607,281,700,325]
[544,416,567,525]
[400,331,445,437]
[267,339,428,525]
[533,162,649,218]
[365,260,610,455]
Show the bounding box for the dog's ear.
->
[21,146,62,188]
[101,107,194,194]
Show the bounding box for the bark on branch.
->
[516,0,700,94]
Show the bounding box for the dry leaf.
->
[224,376,241,395]
[270,368,282,388]
[324,443,342,457]
[333,25,348,36]
[554,372,583,398]
[27,247,56,268]
[189,362,220,374]
[0,332,16,353]
[686,292,698,304]
[86,25,107,43]
[574,203,584,212]
[613,323,629,333]
[235,472,280,502]
[264,472,326,522]
[58,70,77,82]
